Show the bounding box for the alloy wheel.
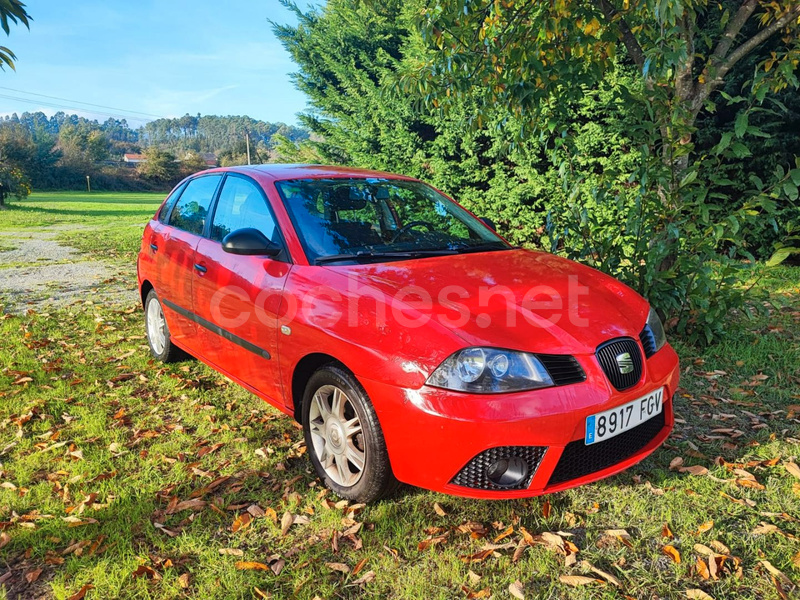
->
[146,298,167,355]
[308,384,365,487]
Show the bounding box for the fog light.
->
[486,457,529,488]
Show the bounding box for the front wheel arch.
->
[291,352,341,421]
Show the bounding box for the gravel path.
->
[0,227,139,313]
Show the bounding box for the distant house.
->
[201,153,218,167]
[123,153,146,166]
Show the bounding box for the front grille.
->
[596,337,643,391]
[451,446,547,491]
[548,410,665,486]
[639,326,658,358]
[538,354,586,386]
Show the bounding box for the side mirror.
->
[479,217,497,231]
[221,228,281,257]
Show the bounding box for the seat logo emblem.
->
[616,352,634,374]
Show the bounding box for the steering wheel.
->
[391,220,436,242]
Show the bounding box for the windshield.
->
[275,178,510,264]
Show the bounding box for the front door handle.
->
[149,243,158,252]
[194,263,207,273]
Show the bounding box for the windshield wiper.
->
[315,249,457,265]
[451,241,511,254]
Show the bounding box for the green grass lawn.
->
[0,192,165,263]
[1,193,799,599]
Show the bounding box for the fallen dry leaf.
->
[663,545,682,563]
[784,462,800,480]
[232,512,252,533]
[280,511,293,536]
[25,568,43,584]
[418,533,448,551]
[460,548,495,563]
[680,465,709,476]
[235,561,270,571]
[269,557,285,576]
[433,502,446,517]
[493,525,514,543]
[579,561,621,587]
[695,557,710,580]
[559,575,603,587]
[662,523,674,539]
[685,590,714,600]
[752,522,780,536]
[218,548,244,557]
[709,540,731,555]
[509,580,525,599]
[132,564,161,580]
[178,573,190,588]
[352,557,368,576]
[67,584,94,600]
[168,498,206,514]
[759,560,793,587]
[462,587,491,599]
[696,520,714,534]
[326,562,350,574]
[735,478,765,490]
[348,570,375,586]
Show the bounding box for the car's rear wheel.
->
[144,290,184,363]
[302,364,399,502]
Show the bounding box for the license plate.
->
[585,388,664,445]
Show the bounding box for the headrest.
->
[324,186,368,211]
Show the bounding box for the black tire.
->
[302,364,400,503]
[144,290,185,363]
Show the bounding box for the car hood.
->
[328,248,650,355]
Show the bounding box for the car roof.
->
[207,164,418,183]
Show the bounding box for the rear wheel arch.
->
[140,279,154,309]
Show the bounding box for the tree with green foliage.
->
[408,1,800,165]
[394,0,800,343]
[179,151,209,177]
[0,162,29,206]
[0,0,31,70]
[137,147,179,185]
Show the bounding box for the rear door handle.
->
[149,243,158,252]
[194,263,207,273]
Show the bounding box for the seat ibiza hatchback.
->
[138,165,679,502]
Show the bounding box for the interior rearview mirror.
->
[221,228,281,257]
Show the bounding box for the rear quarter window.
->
[157,182,188,224]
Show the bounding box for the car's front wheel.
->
[302,364,399,502]
[144,290,184,363]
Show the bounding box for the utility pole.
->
[245,131,251,165]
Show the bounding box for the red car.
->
[138,165,679,502]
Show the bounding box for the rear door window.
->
[168,175,222,236]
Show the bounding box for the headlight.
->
[426,347,554,393]
[646,307,667,353]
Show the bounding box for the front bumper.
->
[360,343,679,499]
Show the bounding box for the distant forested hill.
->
[0,111,309,190]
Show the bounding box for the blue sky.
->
[0,0,312,126]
